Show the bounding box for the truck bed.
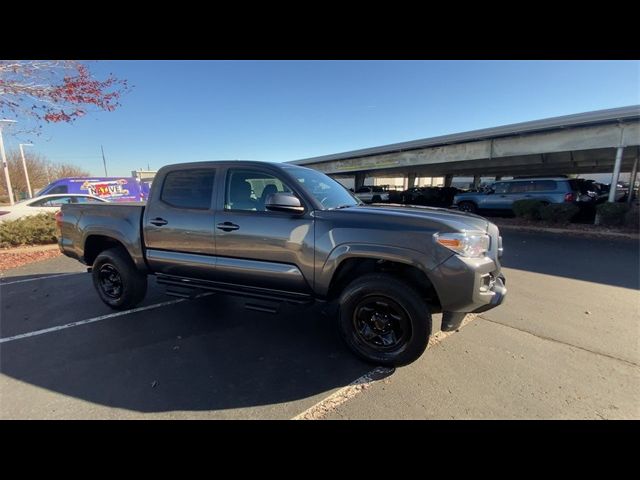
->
[58,202,147,271]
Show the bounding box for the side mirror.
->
[265,192,305,214]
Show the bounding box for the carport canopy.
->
[289,105,640,199]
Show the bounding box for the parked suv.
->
[453,177,587,214]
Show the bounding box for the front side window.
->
[493,183,509,194]
[161,169,215,209]
[225,169,293,212]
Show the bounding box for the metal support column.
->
[0,125,15,205]
[628,153,638,205]
[407,172,417,189]
[444,174,453,188]
[608,126,626,203]
[608,146,624,203]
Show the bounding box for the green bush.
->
[538,203,579,224]
[512,199,544,220]
[0,213,58,248]
[595,202,630,226]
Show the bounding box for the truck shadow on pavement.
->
[1,294,379,417]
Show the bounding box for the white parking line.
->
[0,272,84,285]
[0,299,185,344]
[292,314,478,420]
[292,367,394,420]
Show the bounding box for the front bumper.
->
[430,252,507,317]
[440,274,506,331]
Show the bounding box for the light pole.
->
[0,119,17,206]
[19,143,34,199]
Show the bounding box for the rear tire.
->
[337,273,431,367]
[92,247,147,310]
[458,201,477,213]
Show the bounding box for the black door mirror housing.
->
[265,192,305,213]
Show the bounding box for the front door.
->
[143,167,217,278]
[212,167,315,293]
[481,181,512,210]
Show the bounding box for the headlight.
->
[434,232,490,258]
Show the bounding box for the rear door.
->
[143,167,217,278]
[506,180,535,204]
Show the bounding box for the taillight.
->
[55,210,63,229]
[564,192,574,202]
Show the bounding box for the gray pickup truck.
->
[57,161,506,366]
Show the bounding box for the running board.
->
[244,302,280,314]
[156,274,313,305]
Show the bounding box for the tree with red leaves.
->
[0,60,130,132]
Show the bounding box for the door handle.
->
[150,217,168,226]
[500,195,507,198]
[217,222,239,232]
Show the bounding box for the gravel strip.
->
[0,248,62,272]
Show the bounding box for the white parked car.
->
[354,186,390,203]
[0,194,108,222]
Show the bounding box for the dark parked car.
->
[389,186,461,208]
[57,161,506,367]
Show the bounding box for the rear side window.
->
[532,180,557,191]
[74,196,105,204]
[508,181,534,193]
[161,169,215,209]
[30,196,75,207]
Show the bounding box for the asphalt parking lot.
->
[1,230,638,419]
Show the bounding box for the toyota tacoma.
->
[57,161,506,366]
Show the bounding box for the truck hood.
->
[342,203,490,232]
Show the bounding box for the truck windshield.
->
[282,165,361,210]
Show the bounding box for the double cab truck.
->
[57,161,506,366]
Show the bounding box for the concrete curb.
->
[495,223,639,240]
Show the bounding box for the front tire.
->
[92,247,147,310]
[337,273,431,367]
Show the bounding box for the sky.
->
[3,60,639,177]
